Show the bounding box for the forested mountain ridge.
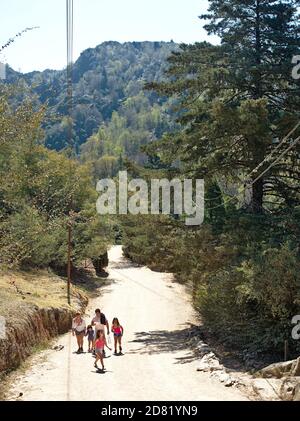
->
[6,41,178,152]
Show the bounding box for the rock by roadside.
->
[259,357,300,379]
[254,358,300,401]
[194,339,280,400]
[279,377,300,401]
[196,343,239,388]
[0,292,88,375]
[193,334,300,401]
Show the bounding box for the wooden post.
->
[284,340,288,362]
[67,222,72,305]
[66,0,74,306]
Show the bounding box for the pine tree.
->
[148,0,300,213]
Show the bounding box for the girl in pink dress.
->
[112,317,124,355]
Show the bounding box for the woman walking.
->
[72,312,86,353]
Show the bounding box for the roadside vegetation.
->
[1,0,300,363]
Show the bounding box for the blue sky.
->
[0,0,218,73]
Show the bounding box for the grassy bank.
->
[0,268,90,384]
[0,269,87,315]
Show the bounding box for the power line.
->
[66,0,74,402]
[66,0,74,305]
[205,121,300,212]
[246,121,300,180]
[0,27,39,54]
[249,135,300,187]
[66,0,73,69]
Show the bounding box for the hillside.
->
[6,41,178,153]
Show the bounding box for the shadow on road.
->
[109,259,142,270]
[128,325,199,364]
[91,370,113,375]
[72,268,119,296]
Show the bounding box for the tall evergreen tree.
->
[148,0,300,213]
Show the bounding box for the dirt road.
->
[6,246,248,401]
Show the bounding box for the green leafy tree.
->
[0,86,113,269]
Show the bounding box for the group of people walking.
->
[72,308,124,371]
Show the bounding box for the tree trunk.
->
[92,251,109,276]
[254,0,262,99]
[249,0,264,214]
[251,177,264,213]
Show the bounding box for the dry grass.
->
[0,269,90,400]
[0,268,88,320]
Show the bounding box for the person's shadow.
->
[91,369,113,375]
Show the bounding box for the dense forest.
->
[1,0,300,362]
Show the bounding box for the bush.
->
[195,244,300,355]
[0,205,65,267]
[123,211,300,357]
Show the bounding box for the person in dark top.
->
[91,309,110,356]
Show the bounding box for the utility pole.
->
[66,0,74,305]
[67,218,72,305]
[284,340,289,362]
